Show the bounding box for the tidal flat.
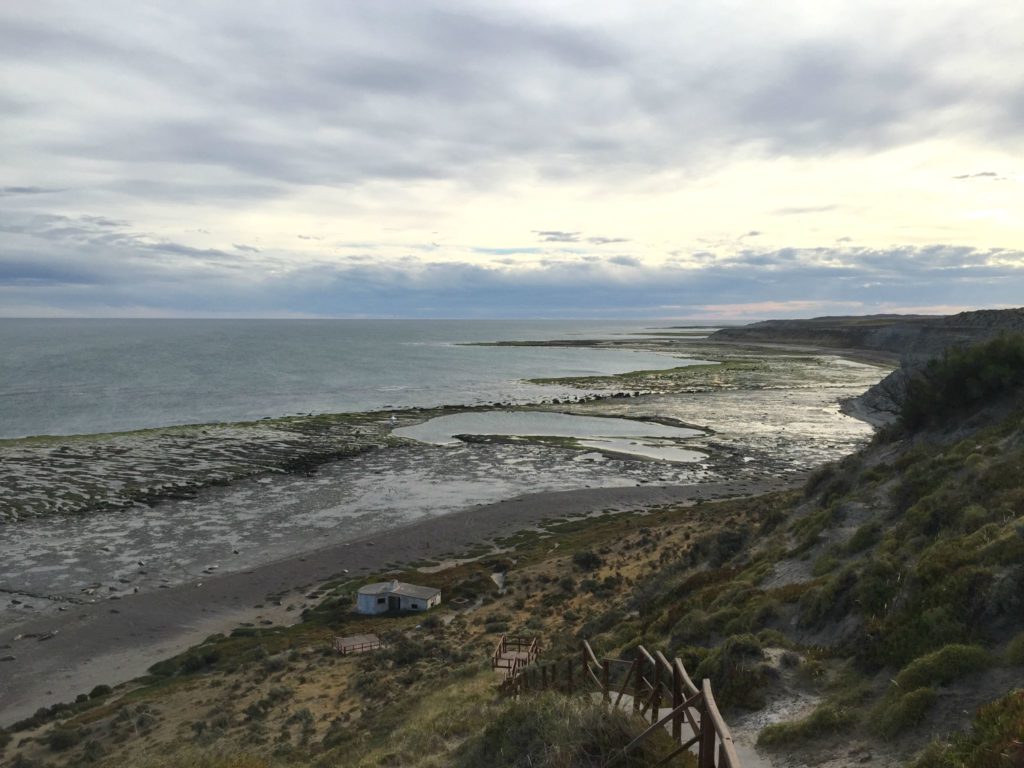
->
[0,340,888,628]
[0,338,892,724]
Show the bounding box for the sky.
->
[1,1,1022,320]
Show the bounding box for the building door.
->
[388,595,401,612]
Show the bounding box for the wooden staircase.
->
[500,639,740,768]
[491,634,541,679]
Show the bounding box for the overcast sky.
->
[2,1,1022,320]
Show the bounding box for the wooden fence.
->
[333,634,383,655]
[502,640,740,768]
[491,634,541,679]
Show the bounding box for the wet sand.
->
[0,475,795,726]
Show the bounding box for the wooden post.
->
[698,694,716,768]
[672,663,682,741]
[634,656,642,713]
[651,661,661,725]
[602,659,611,703]
[542,664,548,690]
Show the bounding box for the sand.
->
[0,475,796,726]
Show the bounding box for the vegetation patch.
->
[894,644,990,690]
[757,703,858,747]
[455,692,678,768]
[911,688,1024,768]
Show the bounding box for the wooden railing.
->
[333,636,383,654]
[491,634,541,679]
[503,640,740,768]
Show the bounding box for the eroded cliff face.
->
[712,308,1024,426]
[711,308,1024,362]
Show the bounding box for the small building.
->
[356,579,441,615]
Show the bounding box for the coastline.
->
[0,475,797,726]
[0,336,892,728]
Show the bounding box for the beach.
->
[0,476,800,725]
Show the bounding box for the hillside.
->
[3,335,1024,767]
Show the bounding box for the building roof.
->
[357,580,440,600]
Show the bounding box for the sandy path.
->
[0,476,793,726]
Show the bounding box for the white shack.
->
[356,580,441,615]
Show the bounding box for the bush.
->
[149,647,220,677]
[846,522,882,553]
[572,551,603,571]
[693,634,771,710]
[895,644,990,689]
[454,692,672,767]
[900,333,1024,432]
[910,688,1024,768]
[873,687,938,739]
[757,704,857,747]
[47,727,83,752]
[1004,631,1024,666]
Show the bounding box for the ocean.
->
[0,319,692,439]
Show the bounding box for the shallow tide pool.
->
[394,410,707,462]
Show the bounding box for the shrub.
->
[757,704,857,747]
[88,684,112,699]
[1004,632,1024,666]
[846,522,882,553]
[572,551,603,571]
[910,688,1024,768]
[798,567,858,629]
[873,687,938,739]
[900,333,1024,432]
[454,692,672,767]
[47,727,83,752]
[895,644,990,690]
[693,634,771,710]
[855,557,900,616]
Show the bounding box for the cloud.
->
[774,205,840,215]
[534,231,580,243]
[0,186,64,197]
[608,255,641,267]
[4,1,1020,209]
[1,3,1022,318]
[952,171,1007,180]
[534,231,628,245]
[2,207,1022,318]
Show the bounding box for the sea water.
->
[0,319,697,439]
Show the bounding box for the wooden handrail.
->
[497,639,740,767]
[636,645,657,668]
[675,657,700,697]
[582,639,601,667]
[701,679,741,768]
[621,689,704,754]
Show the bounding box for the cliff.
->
[711,308,1024,426]
[710,308,1024,362]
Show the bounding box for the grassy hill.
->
[4,335,1024,768]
